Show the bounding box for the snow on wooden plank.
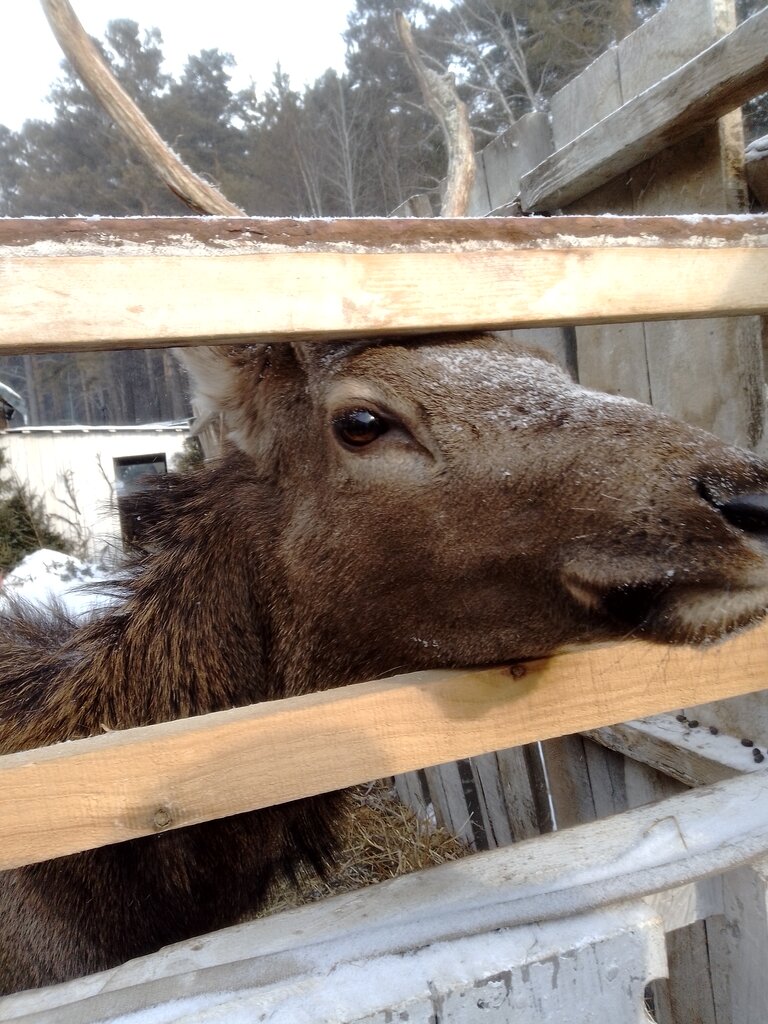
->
[0,621,767,872]
[0,904,668,1024]
[586,712,768,787]
[1,215,768,353]
[520,7,768,212]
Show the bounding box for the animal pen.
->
[2,0,768,1019]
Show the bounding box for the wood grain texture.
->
[1,622,767,872]
[520,5,768,211]
[710,861,768,1022]
[549,0,763,451]
[622,0,760,449]
[2,213,766,248]
[586,714,768,787]
[480,111,553,213]
[2,215,768,353]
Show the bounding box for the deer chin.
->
[563,570,768,647]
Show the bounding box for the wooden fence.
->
[2,0,768,1020]
[394,0,768,856]
[2,212,768,1023]
[379,3,768,1020]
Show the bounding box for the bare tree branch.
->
[40,0,245,216]
[394,9,475,217]
[450,9,518,124]
[458,2,541,112]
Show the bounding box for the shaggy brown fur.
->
[2,332,768,993]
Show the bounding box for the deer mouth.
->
[565,574,672,633]
[601,581,670,628]
[564,571,768,646]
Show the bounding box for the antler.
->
[39,0,245,216]
[40,0,246,454]
[394,9,476,217]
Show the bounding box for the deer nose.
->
[718,494,768,537]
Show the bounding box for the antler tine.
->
[394,9,476,217]
[40,0,245,216]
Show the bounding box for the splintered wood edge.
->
[0,621,767,870]
[0,214,767,249]
[1,216,768,353]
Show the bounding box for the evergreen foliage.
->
[172,436,205,474]
[0,446,74,572]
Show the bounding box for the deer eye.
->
[333,408,390,448]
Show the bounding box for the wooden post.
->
[709,858,768,1023]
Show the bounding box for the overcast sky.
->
[0,2,356,130]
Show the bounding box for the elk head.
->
[179,333,768,682]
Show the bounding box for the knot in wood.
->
[152,807,173,831]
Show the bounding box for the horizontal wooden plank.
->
[1,215,768,353]
[585,712,768,788]
[5,214,767,249]
[520,7,768,211]
[1,621,767,871]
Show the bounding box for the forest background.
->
[0,0,765,427]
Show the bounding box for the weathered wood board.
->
[1,215,768,354]
[4,771,768,1024]
[587,712,768,787]
[550,0,764,448]
[1,621,767,871]
[520,4,768,212]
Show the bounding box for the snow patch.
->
[1,548,114,617]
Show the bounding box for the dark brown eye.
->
[333,408,389,448]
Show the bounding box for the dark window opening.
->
[114,453,167,546]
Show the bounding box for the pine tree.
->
[0,446,73,572]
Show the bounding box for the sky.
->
[0,1,356,130]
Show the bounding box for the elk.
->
[1,0,767,998]
[2,332,768,993]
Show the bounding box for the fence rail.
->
[2,617,767,872]
[0,215,767,353]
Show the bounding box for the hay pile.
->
[261,782,470,915]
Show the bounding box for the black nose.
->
[719,494,768,536]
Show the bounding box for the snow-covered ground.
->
[0,548,115,617]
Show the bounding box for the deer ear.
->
[176,345,272,452]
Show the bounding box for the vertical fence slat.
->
[468,752,514,848]
[392,771,430,819]
[423,762,477,848]
[495,746,549,841]
[709,859,768,1024]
